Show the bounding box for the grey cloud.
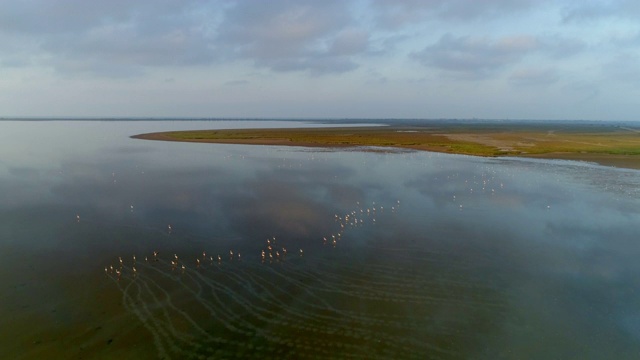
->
[371,0,539,28]
[0,0,130,34]
[0,0,221,76]
[509,68,559,87]
[0,34,39,67]
[0,0,370,76]
[602,53,640,84]
[538,36,586,58]
[267,57,359,75]
[216,0,369,74]
[413,33,586,79]
[224,80,249,87]
[217,0,347,57]
[561,0,640,22]
[412,34,539,78]
[329,30,370,56]
[45,25,217,72]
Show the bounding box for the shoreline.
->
[132,125,640,170]
[519,153,640,170]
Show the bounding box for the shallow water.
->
[1,120,639,359]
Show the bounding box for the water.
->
[1,120,639,359]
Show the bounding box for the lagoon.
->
[1,120,639,359]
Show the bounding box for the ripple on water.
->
[104,203,509,359]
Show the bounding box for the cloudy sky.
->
[1,0,639,121]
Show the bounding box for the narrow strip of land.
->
[132,124,640,170]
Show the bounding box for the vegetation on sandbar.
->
[133,123,640,159]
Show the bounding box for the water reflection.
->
[1,121,640,359]
[103,203,473,359]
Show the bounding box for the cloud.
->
[0,1,126,34]
[602,53,640,84]
[1,0,639,120]
[0,0,371,76]
[216,0,369,74]
[329,29,370,56]
[412,34,539,78]
[0,0,594,80]
[0,0,221,76]
[538,36,587,58]
[509,68,559,86]
[411,32,587,79]
[561,0,640,23]
[370,0,539,28]
[224,80,249,87]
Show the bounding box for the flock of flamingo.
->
[103,200,400,281]
[95,200,481,359]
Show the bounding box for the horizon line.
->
[0,116,638,123]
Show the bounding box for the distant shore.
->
[133,124,640,170]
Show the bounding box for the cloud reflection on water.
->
[1,122,640,359]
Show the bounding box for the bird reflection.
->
[102,201,423,359]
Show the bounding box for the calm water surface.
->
[1,120,639,359]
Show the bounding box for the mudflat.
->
[133,122,640,169]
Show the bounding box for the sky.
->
[1,0,639,121]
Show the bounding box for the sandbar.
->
[133,122,640,170]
